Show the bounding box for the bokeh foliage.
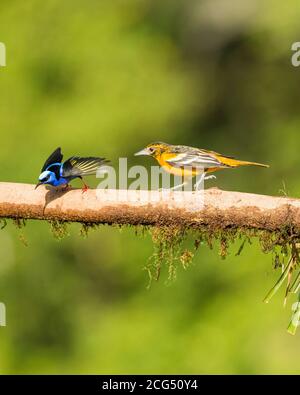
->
[0,0,300,374]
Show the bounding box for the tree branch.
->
[0,182,299,232]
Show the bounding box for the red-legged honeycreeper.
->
[36,147,109,192]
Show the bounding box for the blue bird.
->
[36,147,108,192]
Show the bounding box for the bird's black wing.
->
[44,164,61,179]
[62,157,109,178]
[41,147,63,172]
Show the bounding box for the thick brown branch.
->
[0,182,299,232]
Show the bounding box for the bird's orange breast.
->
[155,152,199,177]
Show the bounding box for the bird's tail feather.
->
[216,155,269,168]
[233,160,269,168]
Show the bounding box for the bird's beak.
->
[134,148,150,156]
[35,183,42,190]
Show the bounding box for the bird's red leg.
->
[81,179,90,193]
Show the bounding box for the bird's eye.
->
[148,147,155,153]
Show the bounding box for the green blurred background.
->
[0,0,300,374]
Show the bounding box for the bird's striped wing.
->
[42,147,63,172]
[62,157,109,178]
[164,150,231,169]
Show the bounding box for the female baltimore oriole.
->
[135,142,269,190]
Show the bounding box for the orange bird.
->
[135,142,269,190]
